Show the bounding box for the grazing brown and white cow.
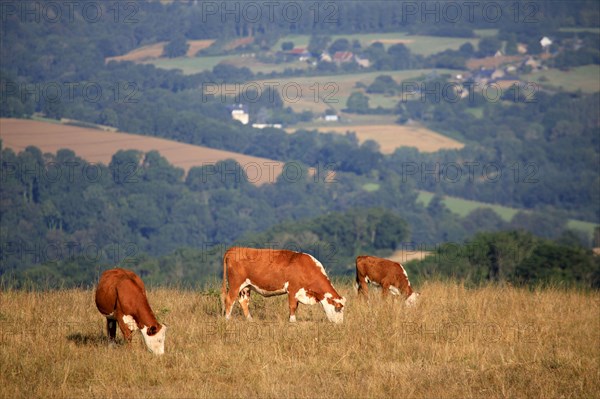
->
[355,255,419,305]
[221,247,346,323]
[95,268,167,355]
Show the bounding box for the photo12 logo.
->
[1,81,140,104]
[1,159,142,185]
[199,1,338,24]
[399,1,541,24]
[399,81,539,104]
[0,1,140,23]
[1,240,139,264]
[197,161,337,185]
[202,81,339,104]
[400,162,540,184]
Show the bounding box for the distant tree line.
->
[407,230,600,289]
[1,144,596,289]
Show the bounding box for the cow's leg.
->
[357,276,370,297]
[224,282,240,321]
[106,317,117,341]
[381,283,390,297]
[115,312,133,344]
[239,287,253,320]
[288,294,299,322]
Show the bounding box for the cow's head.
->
[406,292,420,306]
[320,293,346,324]
[141,324,167,355]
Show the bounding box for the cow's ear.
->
[147,326,157,336]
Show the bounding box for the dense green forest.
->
[1,0,599,288]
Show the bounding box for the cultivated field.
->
[0,118,286,185]
[416,191,598,239]
[1,282,598,398]
[274,33,480,56]
[290,123,464,154]
[522,65,600,93]
[249,68,460,114]
[105,40,215,63]
[466,55,525,70]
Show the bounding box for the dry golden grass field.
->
[105,40,215,63]
[288,123,464,154]
[465,55,525,70]
[0,118,286,185]
[1,281,598,398]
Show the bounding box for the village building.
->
[228,104,249,125]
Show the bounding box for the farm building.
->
[228,104,249,125]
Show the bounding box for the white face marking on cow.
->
[320,293,345,324]
[406,292,419,306]
[122,315,138,332]
[141,325,167,355]
[306,254,328,277]
[389,285,401,296]
[295,288,317,305]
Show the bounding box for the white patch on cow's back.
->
[389,285,401,296]
[295,288,317,305]
[398,264,412,286]
[123,315,138,331]
[306,253,327,277]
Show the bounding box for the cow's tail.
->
[221,250,229,316]
[354,257,360,293]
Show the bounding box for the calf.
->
[222,247,346,323]
[95,268,167,355]
[355,255,419,305]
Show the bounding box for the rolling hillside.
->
[0,118,285,185]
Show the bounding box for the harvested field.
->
[105,40,215,63]
[388,249,432,263]
[369,39,414,45]
[224,37,254,51]
[466,55,524,70]
[106,42,167,63]
[290,123,463,154]
[0,118,284,185]
[186,40,216,56]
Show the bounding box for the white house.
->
[540,37,552,48]
[229,104,249,125]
